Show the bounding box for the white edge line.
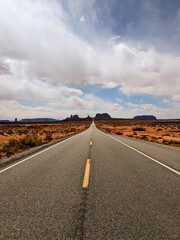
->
[99,129,180,176]
[0,130,85,174]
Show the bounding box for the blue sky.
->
[0,0,180,119]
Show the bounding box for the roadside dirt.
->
[0,120,91,160]
[95,119,180,148]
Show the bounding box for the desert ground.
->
[0,120,91,160]
[95,119,180,148]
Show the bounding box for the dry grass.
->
[0,120,91,159]
[95,119,180,148]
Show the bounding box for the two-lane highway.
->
[0,122,180,239]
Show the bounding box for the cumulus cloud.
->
[99,45,180,99]
[0,75,82,102]
[0,100,60,120]
[1,1,179,94]
[0,95,123,120]
[125,102,180,119]
[1,98,179,120]
[0,58,11,75]
[0,0,180,119]
[0,0,100,84]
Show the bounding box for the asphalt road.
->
[0,122,180,240]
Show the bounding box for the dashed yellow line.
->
[90,140,92,146]
[82,159,91,188]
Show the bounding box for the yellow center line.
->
[90,140,92,146]
[82,159,91,188]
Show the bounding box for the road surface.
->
[0,122,180,239]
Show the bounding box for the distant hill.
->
[134,115,157,120]
[95,113,111,119]
[0,120,10,122]
[21,118,58,122]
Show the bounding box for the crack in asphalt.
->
[76,135,92,240]
[76,189,88,240]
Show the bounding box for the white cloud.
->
[0,74,82,102]
[125,102,178,119]
[0,0,180,119]
[162,98,170,103]
[0,0,179,98]
[0,57,11,74]
[0,95,124,120]
[172,95,180,101]
[1,97,179,121]
[116,98,123,103]
[79,16,85,22]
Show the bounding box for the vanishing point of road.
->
[0,122,180,239]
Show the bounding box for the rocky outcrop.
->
[134,115,157,120]
[66,115,80,120]
[95,113,111,119]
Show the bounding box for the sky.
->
[0,0,180,120]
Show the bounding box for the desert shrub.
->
[132,127,146,131]
[128,134,133,137]
[116,131,123,135]
[22,129,28,134]
[105,128,111,133]
[7,129,14,135]
[27,125,36,129]
[51,131,57,134]
[157,128,162,131]
[141,135,148,140]
[163,139,170,145]
[164,140,180,145]
[150,137,157,142]
[2,135,42,156]
[70,128,76,132]
[44,134,53,142]
[133,132,137,135]
[18,130,23,135]
[151,136,157,139]
[2,139,19,156]
[19,134,42,147]
[0,131,4,136]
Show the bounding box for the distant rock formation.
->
[21,118,58,122]
[134,115,157,120]
[66,114,80,120]
[95,113,111,119]
[0,120,10,122]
